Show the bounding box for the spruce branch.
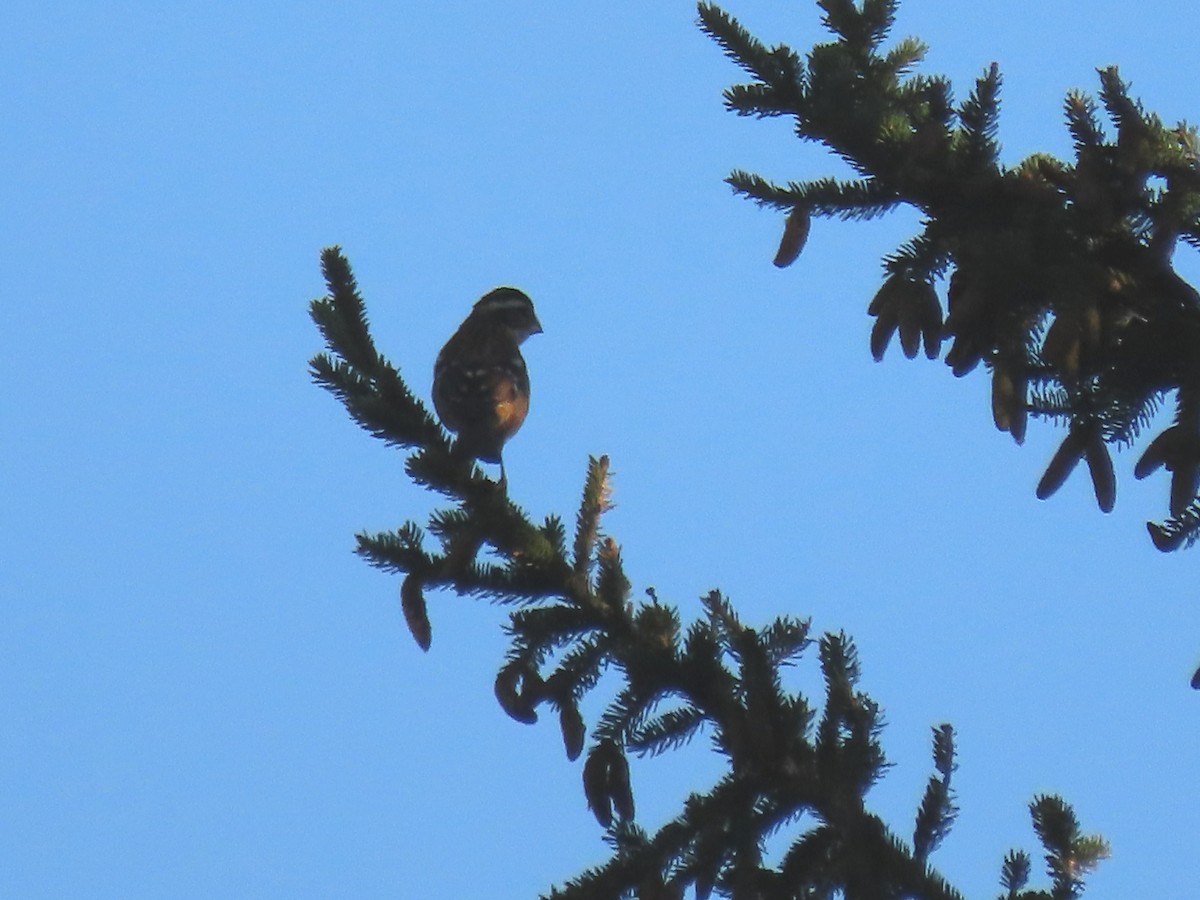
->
[1064,91,1105,153]
[913,725,957,865]
[957,63,1002,172]
[1030,795,1111,899]
[817,0,898,53]
[698,2,804,94]
[702,0,1200,551]
[311,246,1104,896]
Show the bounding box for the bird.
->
[432,287,542,485]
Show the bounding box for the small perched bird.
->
[433,287,542,483]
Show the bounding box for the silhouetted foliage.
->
[306,0,1158,894]
[699,0,1200,550]
[311,244,1106,897]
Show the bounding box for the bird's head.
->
[474,287,543,343]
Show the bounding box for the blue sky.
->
[4,1,1199,897]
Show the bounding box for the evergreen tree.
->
[300,0,1200,894]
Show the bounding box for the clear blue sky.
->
[4,1,1198,897]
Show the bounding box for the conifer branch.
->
[311,245,1106,896]
[957,63,1002,171]
[1029,795,1111,899]
[702,0,1200,551]
[913,725,957,865]
[1064,91,1105,152]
